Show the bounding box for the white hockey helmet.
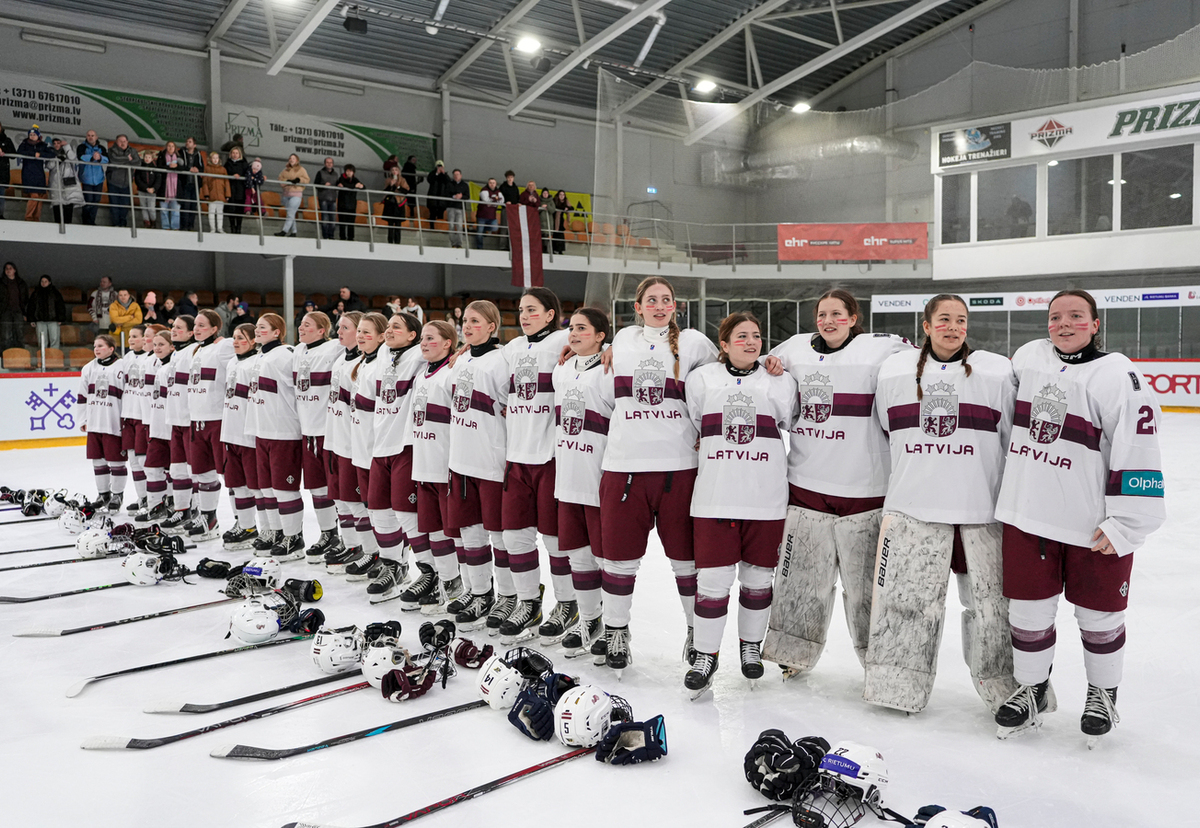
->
[477,652,526,711]
[243,556,282,589]
[229,595,286,644]
[311,625,366,674]
[42,490,69,518]
[554,685,616,748]
[361,639,405,689]
[60,505,88,534]
[123,552,168,585]
[76,526,112,559]
[795,741,889,828]
[926,812,989,828]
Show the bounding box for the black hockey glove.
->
[504,646,554,681]
[285,607,325,635]
[452,637,494,669]
[196,557,233,579]
[363,620,402,646]
[283,578,323,603]
[419,619,456,651]
[595,715,667,765]
[745,729,806,801]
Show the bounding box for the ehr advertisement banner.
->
[776,223,929,261]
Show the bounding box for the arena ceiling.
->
[5,0,1002,128]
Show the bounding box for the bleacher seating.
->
[69,348,93,368]
[2,348,32,369]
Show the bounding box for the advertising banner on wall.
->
[938,123,1012,167]
[777,223,928,261]
[871,285,1200,314]
[0,374,81,443]
[1136,361,1200,406]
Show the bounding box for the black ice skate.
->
[995,677,1058,740]
[740,640,764,682]
[305,529,342,565]
[455,589,495,628]
[605,625,632,678]
[1081,685,1119,749]
[685,651,719,700]
[561,615,602,658]
[223,526,258,551]
[539,600,578,646]
[486,593,518,637]
[271,533,305,562]
[398,562,437,612]
[499,597,543,645]
[367,559,406,604]
[344,551,381,581]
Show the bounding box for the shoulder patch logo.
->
[921,380,958,437]
[1128,371,1141,391]
[798,372,833,423]
[1029,384,1067,444]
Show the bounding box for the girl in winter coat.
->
[25,275,67,350]
[223,147,249,234]
[277,154,309,237]
[245,160,266,218]
[200,152,231,234]
[134,151,163,228]
[17,126,50,221]
[156,142,183,230]
[46,138,84,225]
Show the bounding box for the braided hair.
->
[915,294,971,401]
[634,276,681,380]
[351,312,388,381]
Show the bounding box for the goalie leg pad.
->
[958,522,1018,713]
[762,506,838,674]
[833,508,883,668]
[863,513,954,713]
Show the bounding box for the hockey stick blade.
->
[145,669,362,714]
[0,543,76,557]
[66,635,313,698]
[280,747,595,828]
[13,596,237,637]
[81,681,370,751]
[0,581,135,604]
[742,806,793,828]
[211,699,488,760]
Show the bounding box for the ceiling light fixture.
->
[693,79,717,94]
[1047,159,1058,167]
[516,36,542,54]
[1170,192,1183,199]
[20,31,105,53]
[792,101,811,114]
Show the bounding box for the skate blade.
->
[688,684,713,701]
[368,590,402,605]
[500,629,538,646]
[486,626,503,638]
[560,645,590,658]
[458,618,488,632]
[540,633,567,647]
[996,721,1042,741]
[420,604,450,617]
[345,573,372,582]
[1086,735,1105,750]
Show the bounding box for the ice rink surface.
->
[2,416,1199,828]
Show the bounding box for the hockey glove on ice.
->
[419,619,456,651]
[381,666,436,702]
[596,715,667,765]
[363,620,402,646]
[508,686,557,741]
[452,637,494,669]
[196,558,233,579]
[283,578,323,603]
[744,730,829,802]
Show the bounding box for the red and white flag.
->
[507,203,544,288]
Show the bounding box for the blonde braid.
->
[915,338,932,401]
[667,317,681,380]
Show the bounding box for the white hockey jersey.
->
[187,337,235,423]
[372,345,425,459]
[876,348,1016,525]
[408,357,455,484]
[323,348,359,458]
[120,349,148,423]
[504,328,570,465]
[78,354,124,436]
[603,325,718,473]
[293,338,340,438]
[772,332,912,498]
[448,346,508,482]
[166,343,194,428]
[552,354,614,507]
[221,352,259,449]
[148,357,173,442]
[132,351,161,425]
[349,348,388,469]
[688,363,798,521]
[248,341,300,441]
[995,340,1165,556]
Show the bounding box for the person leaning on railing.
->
[46,137,84,225]
[201,151,231,234]
[16,126,50,222]
[277,154,309,237]
[223,147,248,234]
[107,134,139,228]
[134,149,163,229]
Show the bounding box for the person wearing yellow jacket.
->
[109,289,144,339]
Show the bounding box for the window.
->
[1183,307,1200,358]
[1121,145,1193,230]
[1140,306,1180,358]
[871,312,918,341]
[1010,311,1048,353]
[1103,308,1138,357]
[977,165,1036,241]
[941,173,971,244]
[1048,155,1114,235]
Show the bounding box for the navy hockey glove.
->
[595,714,667,765]
[507,686,556,741]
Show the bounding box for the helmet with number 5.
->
[554,685,617,748]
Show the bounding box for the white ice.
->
[2,416,1199,828]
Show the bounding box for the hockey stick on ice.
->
[741,805,793,828]
[0,543,197,572]
[13,596,238,637]
[145,669,363,714]
[65,634,313,698]
[280,747,595,828]
[0,580,136,603]
[0,543,75,557]
[81,681,370,751]
[210,699,488,760]
[0,513,62,525]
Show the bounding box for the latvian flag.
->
[506,203,544,288]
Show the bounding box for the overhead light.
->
[20,30,105,53]
[791,101,811,114]
[693,79,717,94]
[302,77,365,95]
[1106,179,1127,185]
[425,24,439,34]
[341,4,368,33]
[515,36,542,54]
[509,113,557,128]
[1047,159,1059,167]
[1170,192,1183,199]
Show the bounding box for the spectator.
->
[223,147,248,235]
[313,157,339,240]
[276,153,308,237]
[518,180,540,208]
[327,286,366,314]
[245,159,265,217]
[46,137,84,225]
[233,300,256,329]
[475,176,502,249]
[158,296,178,324]
[200,151,230,233]
[109,288,143,338]
[216,294,239,335]
[76,129,109,226]
[179,137,204,232]
[381,168,407,245]
[0,120,16,219]
[89,275,117,333]
[134,149,162,229]
[446,168,470,249]
[155,141,183,230]
[537,188,554,253]
[335,163,364,241]
[178,291,200,318]
[401,155,419,220]
[499,170,520,205]
[450,305,464,340]
[403,296,424,324]
[17,126,50,222]
[107,134,138,228]
[383,154,399,174]
[141,290,158,323]
[220,133,244,154]
[25,274,67,350]
[551,189,571,255]
[0,261,28,349]
[295,299,318,331]
[425,160,450,224]
[385,295,403,316]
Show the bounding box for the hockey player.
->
[600,276,718,674]
[78,334,128,510]
[866,294,1018,715]
[249,313,304,560]
[551,308,613,657]
[403,320,461,611]
[342,312,391,574]
[445,301,509,626]
[761,289,911,675]
[685,312,798,697]
[184,309,235,542]
[220,324,261,550]
[993,290,1164,745]
[500,288,573,644]
[160,315,196,533]
[322,311,367,569]
[120,325,150,514]
[131,325,165,521]
[138,329,174,523]
[293,311,341,562]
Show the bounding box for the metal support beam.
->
[261,0,279,53]
[206,0,254,43]
[829,0,844,44]
[745,25,764,88]
[685,0,958,145]
[283,255,296,343]
[441,86,452,161]
[571,0,587,44]
[208,46,223,150]
[266,0,340,76]
[436,0,543,87]
[677,82,695,130]
[1068,0,1079,102]
[615,0,794,116]
[502,47,520,96]
[508,0,672,116]
[762,0,908,21]
[752,20,836,50]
